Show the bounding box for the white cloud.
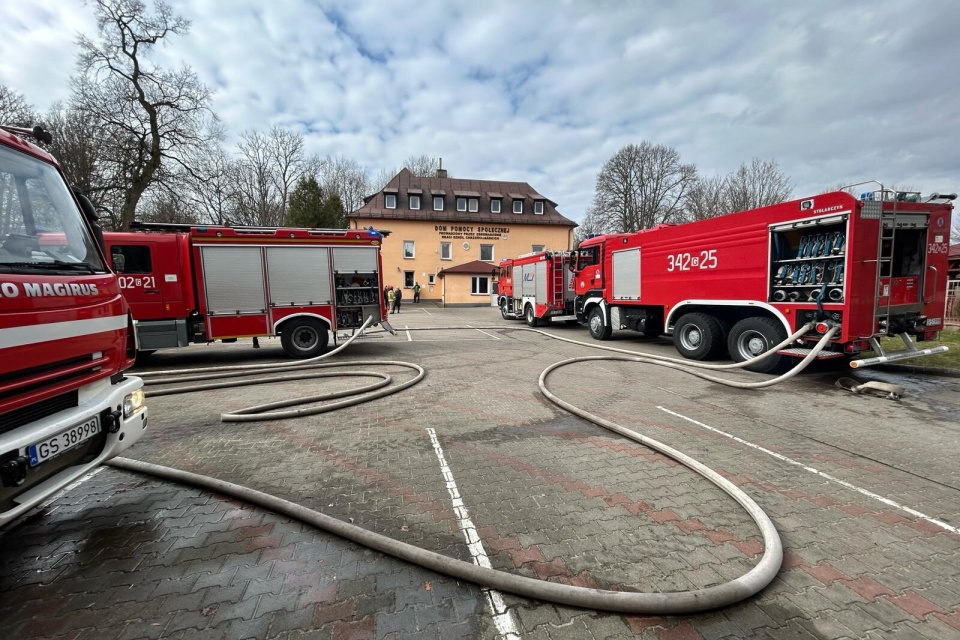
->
[1,0,958,222]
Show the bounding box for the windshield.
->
[0,143,105,272]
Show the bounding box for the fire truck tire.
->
[500,301,511,320]
[673,312,723,360]
[588,307,611,340]
[727,317,786,373]
[280,318,329,358]
[525,304,541,327]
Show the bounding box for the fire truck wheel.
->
[588,307,611,340]
[280,318,329,358]
[525,304,541,327]
[673,312,724,360]
[500,301,511,320]
[727,317,786,373]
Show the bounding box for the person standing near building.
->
[393,286,403,313]
[413,282,421,303]
[386,286,394,313]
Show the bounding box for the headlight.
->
[123,388,145,418]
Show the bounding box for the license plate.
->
[27,417,101,467]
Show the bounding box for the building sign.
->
[435,225,509,241]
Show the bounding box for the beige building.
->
[349,168,577,306]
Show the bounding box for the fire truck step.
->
[776,347,846,359]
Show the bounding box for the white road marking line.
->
[657,406,960,535]
[405,326,412,341]
[426,428,521,639]
[468,326,501,340]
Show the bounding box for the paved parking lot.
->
[2,305,959,639]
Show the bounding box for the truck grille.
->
[0,353,108,432]
[0,390,79,436]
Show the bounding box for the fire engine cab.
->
[1,125,146,526]
[572,189,953,372]
[104,223,394,358]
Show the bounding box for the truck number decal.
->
[118,275,157,289]
[667,250,717,272]
[928,242,949,254]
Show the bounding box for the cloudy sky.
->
[2,0,958,223]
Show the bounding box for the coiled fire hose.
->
[110,320,837,614]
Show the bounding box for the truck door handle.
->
[144,289,160,294]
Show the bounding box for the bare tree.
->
[589,141,697,233]
[403,154,442,177]
[181,143,235,225]
[684,174,728,222]
[574,207,607,244]
[0,84,37,126]
[72,0,218,229]
[139,188,198,224]
[723,158,792,213]
[317,155,370,214]
[229,127,317,226]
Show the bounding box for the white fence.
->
[947,279,959,326]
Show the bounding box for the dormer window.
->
[468,198,479,212]
[385,194,397,209]
[534,200,544,214]
[513,200,523,214]
[457,197,467,212]
[409,195,420,210]
[491,199,501,213]
[434,196,444,211]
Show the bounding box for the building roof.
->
[350,168,577,227]
[950,243,960,258]
[437,260,499,277]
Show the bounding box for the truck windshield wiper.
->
[0,260,101,274]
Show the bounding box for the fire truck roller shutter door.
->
[267,247,332,305]
[201,247,267,313]
[673,312,725,360]
[727,317,787,373]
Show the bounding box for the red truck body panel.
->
[105,224,389,356]
[497,251,574,324]
[572,191,952,364]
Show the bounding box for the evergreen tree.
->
[286,176,326,227]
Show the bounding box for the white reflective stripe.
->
[0,315,127,349]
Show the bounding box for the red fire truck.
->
[572,189,954,372]
[103,223,393,358]
[497,251,577,326]
[0,125,147,526]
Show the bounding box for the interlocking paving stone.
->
[2,308,959,638]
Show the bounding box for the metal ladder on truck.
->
[550,252,578,322]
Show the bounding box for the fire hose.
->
[109,321,838,614]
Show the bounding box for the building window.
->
[427,274,436,285]
[457,197,467,212]
[513,200,523,214]
[404,271,414,288]
[403,241,415,259]
[385,194,397,209]
[468,198,479,212]
[534,200,544,214]
[409,195,420,210]
[471,276,490,295]
[491,199,501,213]
[532,244,545,253]
[434,196,444,211]
[480,244,494,261]
[440,241,452,260]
